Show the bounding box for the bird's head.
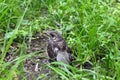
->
[42,30,62,40]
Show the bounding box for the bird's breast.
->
[56,51,70,64]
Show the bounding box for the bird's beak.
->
[42,31,50,38]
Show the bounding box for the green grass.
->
[0,0,120,80]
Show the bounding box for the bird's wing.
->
[47,39,57,61]
[57,38,67,51]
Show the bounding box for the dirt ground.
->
[4,33,58,80]
[4,32,93,80]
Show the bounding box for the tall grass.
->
[0,0,120,80]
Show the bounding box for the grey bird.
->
[43,30,71,64]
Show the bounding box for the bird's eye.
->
[50,33,55,37]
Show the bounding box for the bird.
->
[43,30,71,64]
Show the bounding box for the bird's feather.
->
[46,30,71,64]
